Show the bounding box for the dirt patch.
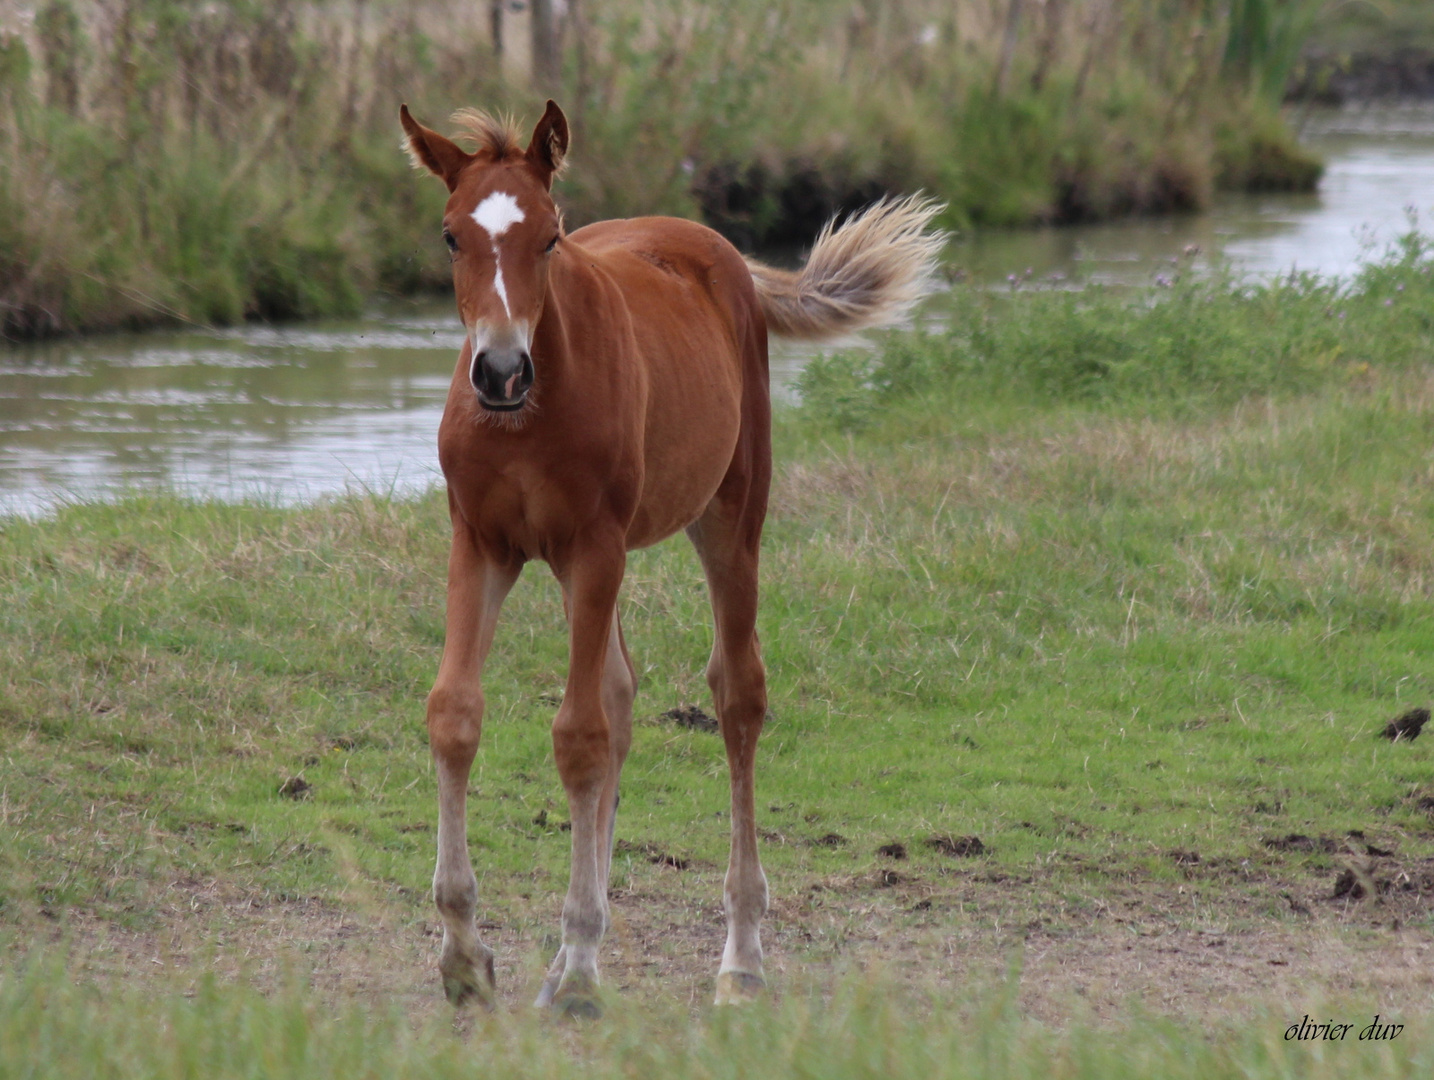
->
[1263,834,1341,854]
[615,839,690,871]
[532,809,570,832]
[927,835,985,858]
[658,705,718,734]
[11,850,1434,1027]
[1383,707,1430,742]
[876,842,908,860]
[1330,857,1434,904]
[277,776,312,800]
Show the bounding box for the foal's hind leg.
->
[688,501,770,1004]
[428,512,521,1008]
[535,605,635,1009]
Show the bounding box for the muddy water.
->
[3,106,1433,516]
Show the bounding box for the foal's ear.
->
[525,100,569,187]
[400,104,473,192]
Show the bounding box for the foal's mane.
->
[450,108,525,162]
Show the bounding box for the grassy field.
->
[4,238,1434,1072]
[0,0,1320,337]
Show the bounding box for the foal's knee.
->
[434,872,478,919]
[603,659,637,723]
[552,708,610,793]
[427,685,483,764]
[710,646,766,728]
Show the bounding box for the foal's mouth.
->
[477,394,528,413]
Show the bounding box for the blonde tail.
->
[745,195,947,341]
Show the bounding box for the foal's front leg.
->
[534,605,635,1009]
[537,543,626,1017]
[427,519,521,1007]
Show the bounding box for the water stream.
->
[4,105,1433,516]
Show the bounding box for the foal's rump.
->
[567,200,945,548]
[571,194,945,396]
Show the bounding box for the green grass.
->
[7,392,1434,923]
[1,236,1433,918]
[2,958,1431,1080]
[800,229,1434,426]
[5,239,1434,1074]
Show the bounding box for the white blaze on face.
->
[471,191,526,319]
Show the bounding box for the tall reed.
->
[0,0,1322,338]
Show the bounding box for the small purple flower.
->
[1155,274,1171,287]
[1385,298,1394,306]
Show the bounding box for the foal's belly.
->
[624,417,742,548]
[624,339,745,550]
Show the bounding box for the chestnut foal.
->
[401,100,943,1014]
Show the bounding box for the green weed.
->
[799,229,1434,430]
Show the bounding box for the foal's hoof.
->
[551,972,603,1020]
[714,970,766,1005]
[440,946,496,1009]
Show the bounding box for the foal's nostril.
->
[471,346,533,406]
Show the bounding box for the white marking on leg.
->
[471,191,526,320]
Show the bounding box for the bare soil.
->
[16,853,1434,1024]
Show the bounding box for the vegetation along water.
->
[0,0,1327,338]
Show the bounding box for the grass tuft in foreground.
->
[1,955,1429,1080]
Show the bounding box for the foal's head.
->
[401,101,569,416]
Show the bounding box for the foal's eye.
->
[443,229,457,252]
[544,235,560,254]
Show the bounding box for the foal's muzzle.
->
[471,347,535,411]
